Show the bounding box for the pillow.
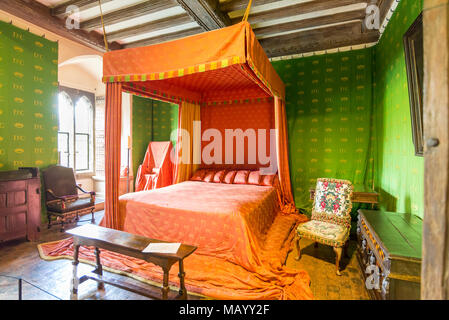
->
[223,170,237,184]
[260,174,276,186]
[213,170,226,183]
[190,169,207,181]
[234,170,250,184]
[203,170,216,183]
[248,171,261,185]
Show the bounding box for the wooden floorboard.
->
[0,211,370,300]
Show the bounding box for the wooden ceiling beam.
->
[220,0,279,12]
[176,0,231,30]
[81,0,179,31]
[232,0,368,25]
[52,0,114,17]
[254,9,367,38]
[260,21,379,58]
[107,13,193,42]
[123,26,204,48]
[378,0,396,25]
[0,0,120,52]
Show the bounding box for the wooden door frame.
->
[423,0,449,300]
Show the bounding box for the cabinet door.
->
[0,181,28,242]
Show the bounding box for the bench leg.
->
[70,244,80,300]
[94,247,105,291]
[178,260,187,299]
[162,267,170,300]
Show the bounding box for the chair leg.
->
[47,214,52,229]
[295,236,302,261]
[343,240,349,258]
[91,209,95,223]
[334,247,343,276]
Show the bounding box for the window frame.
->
[58,86,96,176]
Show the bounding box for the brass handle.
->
[427,138,440,148]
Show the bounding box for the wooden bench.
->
[67,224,197,300]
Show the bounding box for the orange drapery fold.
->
[103,83,123,230]
[275,97,296,213]
[135,141,174,191]
[175,101,201,184]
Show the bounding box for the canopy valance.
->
[102,22,294,230]
[102,22,285,101]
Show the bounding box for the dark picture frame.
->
[403,13,424,156]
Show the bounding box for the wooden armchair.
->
[42,166,96,231]
[296,178,353,275]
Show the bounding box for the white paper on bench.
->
[142,242,181,254]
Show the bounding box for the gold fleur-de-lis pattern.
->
[132,96,178,178]
[0,21,58,171]
[272,49,374,212]
[373,0,424,218]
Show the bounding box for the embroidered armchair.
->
[296,178,353,275]
[42,166,96,232]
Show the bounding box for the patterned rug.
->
[38,213,313,300]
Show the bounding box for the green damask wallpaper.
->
[373,0,424,218]
[272,0,424,218]
[132,96,153,179]
[0,21,59,171]
[272,49,374,212]
[132,96,178,181]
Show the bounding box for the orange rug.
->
[38,213,313,300]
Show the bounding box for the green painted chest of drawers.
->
[357,209,422,300]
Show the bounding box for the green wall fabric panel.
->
[131,96,178,183]
[0,21,59,171]
[373,0,424,218]
[272,49,374,212]
[152,99,179,144]
[132,96,153,181]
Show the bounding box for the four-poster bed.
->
[102,21,296,228]
[96,21,312,299]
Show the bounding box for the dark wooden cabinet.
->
[357,209,422,300]
[0,168,41,242]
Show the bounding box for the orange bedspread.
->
[120,181,278,270]
[40,182,313,299]
[116,181,312,299]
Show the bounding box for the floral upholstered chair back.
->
[312,178,353,228]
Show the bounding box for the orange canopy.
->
[102,22,295,230]
[103,22,285,101]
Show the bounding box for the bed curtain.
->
[174,101,201,184]
[104,82,123,230]
[275,97,296,213]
